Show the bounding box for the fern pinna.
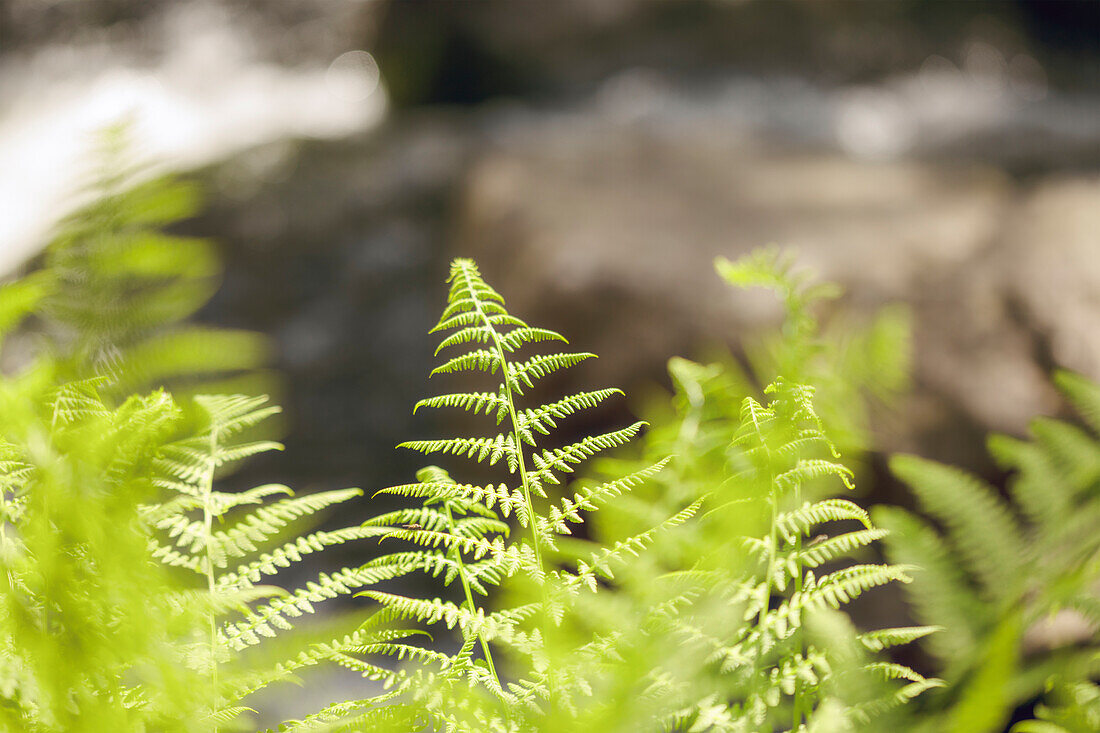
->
[148,394,404,730]
[347,258,677,731]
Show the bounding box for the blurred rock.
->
[1000,175,1100,379]
[453,108,1097,462]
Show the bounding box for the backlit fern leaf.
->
[414,391,507,417]
[529,422,647,486]
[399,434,518,468]
[347,257,669,729]
[776,499,871,542]
[147,394,407,727]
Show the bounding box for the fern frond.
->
[858,626,943,652]
[891,454,1025,598]
[361,593,538,650]
[414,391,507,417]
[375,480,529,523]
[1030,418,1100,491]
[796,564,912,612]
[989,434,1071,530]
[220,568,381,650]
[516,388,624,437]
[791,528,889,569]
[361,256,666,723]
[193,394,282,437]
[775,459,855,492]
[540,459,670,535]
[452,515,511,540]
[864,661,934,684]
[872,506,983,663]
[216,526,388,589]
[499,326,568,352]
[373,528,515,565]
[431,350,502,377]
[508,352,597,392]
[363,506,453,533]
[715,247,801,292]
[163,488,364,564]
[399,435,518,469]
[734,396,775,447]
[562,500,702,594]
[50,377,112,426]
[1055,370,1100,434]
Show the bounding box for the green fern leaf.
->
[891,454,1025,599]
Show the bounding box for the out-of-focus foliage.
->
[715,246,910,458]
[1015,674,1100,733]
[0,372,380,731]
[6,124,270,399]
[540,251,932,732]
[878,371,1100,733]
[0,143,375,732]
[594,246,910,548]
[0,372,209,731]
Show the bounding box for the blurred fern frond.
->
[6,124,271,400]
[547,250,931,732]
[0,372,209,732]
[879,370,1100,733]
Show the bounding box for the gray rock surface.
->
[1000,175,1100,379]
[452,108,1097,459]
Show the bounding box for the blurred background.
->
[3,0,1100,491]
[1,0,1099,722]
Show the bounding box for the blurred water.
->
[5,0,1100,280]
[588,61,1100,165]
[0,2,386,274]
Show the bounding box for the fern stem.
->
[760,484,778,633]
[201,426,219,733]
[792,481,805,730]
[456,262,544,575]
[501,380,544,573]
[443,501,502,689]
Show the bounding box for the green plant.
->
[27,125,269,398]
[149,394,403,730]
[284,257,687,732]
[558,252,935,732]
[0,148,389,732]
[269,255,931,733]
[592,247,909,552]
[0,368,207,731]
[877,371,1100,733]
